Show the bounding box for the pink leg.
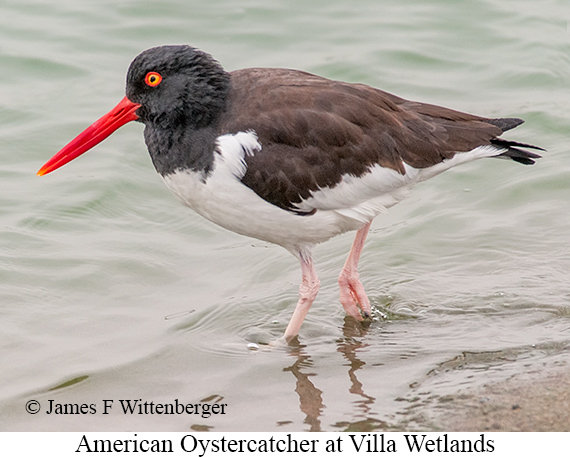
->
[338,221,372,320]
[283,251,320,343]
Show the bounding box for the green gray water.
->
[1,0,569,431]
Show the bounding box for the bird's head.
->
[37,45,229,176]
[126,45,229,129]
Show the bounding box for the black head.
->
[126,45,231,130]
[37,45,231,177]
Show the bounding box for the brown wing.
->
[217,68,529,213]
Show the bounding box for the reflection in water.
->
[337,317,376,415]
[283,317,387,432]
[283,347,324,432]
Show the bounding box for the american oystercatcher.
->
[38,45,542,342]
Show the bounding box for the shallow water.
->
[1,0,569,431]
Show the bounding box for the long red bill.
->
[37,96,141,176]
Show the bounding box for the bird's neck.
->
[143,123,220,177]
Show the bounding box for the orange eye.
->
[145,71,162,87]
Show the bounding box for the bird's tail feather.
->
[490,138,544,165]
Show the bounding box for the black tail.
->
[488,118,544,165]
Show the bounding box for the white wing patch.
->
[215,131,261,179]
[293,163,418,223]
[294,144,505,223]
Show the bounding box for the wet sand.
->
[410,368,570,432]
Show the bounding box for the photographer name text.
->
[33,399,226,418]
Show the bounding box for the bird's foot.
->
[270,334,297,347]
[339,272,372,320]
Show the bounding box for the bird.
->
[38,45,543,343]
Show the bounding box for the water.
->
[1,0,569,431]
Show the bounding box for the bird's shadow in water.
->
[282,316,390,432]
